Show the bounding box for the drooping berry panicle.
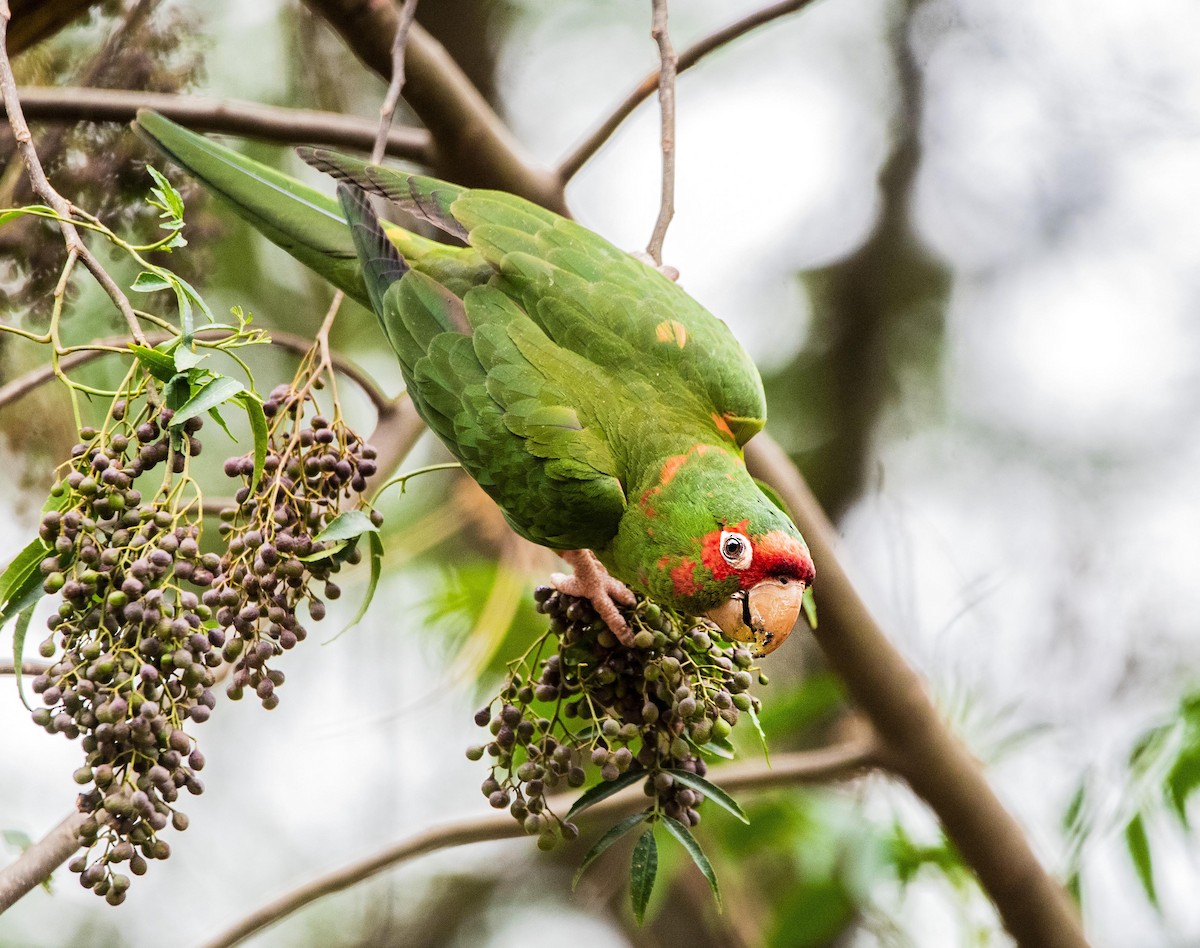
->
[213,382,380,709]
[468,589,766,851]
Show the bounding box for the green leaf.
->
[313,510,380,544]
[146,165,185,219]
[130,270,174,293]
[236,393,268,491]
[206,406,236,441]
[174,345,206,371]
[1167,748,1200,826]
[572,812,648,890]
[12,606,35,711]
[664,770,749,824]
[324,532,383,644]
[696,738,735,760]
[169,376,245,428]
[746,701,771,766]
[1124,812,1158,909]
[767,877,855,947]
[129,343,179,383]
[2,829,33,851]
[661,816,720,908]
[802,586,817,630]
[629,829,658,925]
[565,767,645,822]
[1,538,49,625]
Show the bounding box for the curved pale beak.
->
[704,578,805,656]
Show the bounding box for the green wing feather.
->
[299,151,768,445]
[339,185,626,550]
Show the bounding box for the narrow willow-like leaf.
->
[802,585,818,630]
[12,606,35,711]
[324,532,383,644]
[314,510,380,544]
[746,701,771,766]
[565,767,645,822]
[130,270,173,293]
[169,376,244,427]
[174,345,206,371]
[128,343,179,383]
[236,393,268,491]
[661,816,721,908]
[664,769,749,824]
[572,811,648,890]
[629,829,658,925]
[1124,812,1158,909]
[146,165,185,219]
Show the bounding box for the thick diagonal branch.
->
[745,434,1087,948]
[302,0,567,213]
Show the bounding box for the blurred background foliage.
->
[2,0,1200,945]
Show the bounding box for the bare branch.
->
[559,0,822,182]
[744,434,1087,948]
[201,738,879,948]
[4,0,96,56]
[0,5,146,345]
[301,0,568,213]
[645,0,678,267]
[0,659,51,676]
[371,0,420,165]
[0,811,87,914]
[6,87,432,162]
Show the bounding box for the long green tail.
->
[133,110,371,307]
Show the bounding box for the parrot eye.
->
[719,530,752,570]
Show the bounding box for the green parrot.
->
[134,111,814,654]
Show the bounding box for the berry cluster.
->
[30,403,215,903]
[468,588,765,848]
[214,384,380,708]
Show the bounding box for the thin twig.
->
[0,328,391,413]
[201,738,879,948]
[301,0,568,213]
[0,811,87,914]
[6,87,433,163]
[744,434,1088,948]
[645,0,677,267]
[371,0,420,165]
[0,659,51,676]
[559,0,821,182]
[0,4,146,345]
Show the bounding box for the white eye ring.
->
[719,530,752,570]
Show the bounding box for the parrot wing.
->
[302,149,768,447]
[340,185,627,550]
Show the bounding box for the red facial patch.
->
[698,524,814,591]
[669,558,701,597]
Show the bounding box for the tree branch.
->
[0,811,87,914]
[744,434,1087,947]
[370,0,420,165]
[5,87,432,162]
[0,328,391,413]
[645,0,677,267]
[4,0,96,57]
[0,5,146,345]
[301,0,567,213]
[0,659,50,676]
[559,0,823,182]
[201,738,879,948]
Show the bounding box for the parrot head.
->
[613,444,814,656]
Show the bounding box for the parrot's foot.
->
[631,251,680,282]
[550,549,637,645]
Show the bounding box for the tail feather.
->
[299,146,468,241]
[336,184,409,318]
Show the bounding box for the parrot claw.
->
[631,251,680,282]
[551,549,637,645]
